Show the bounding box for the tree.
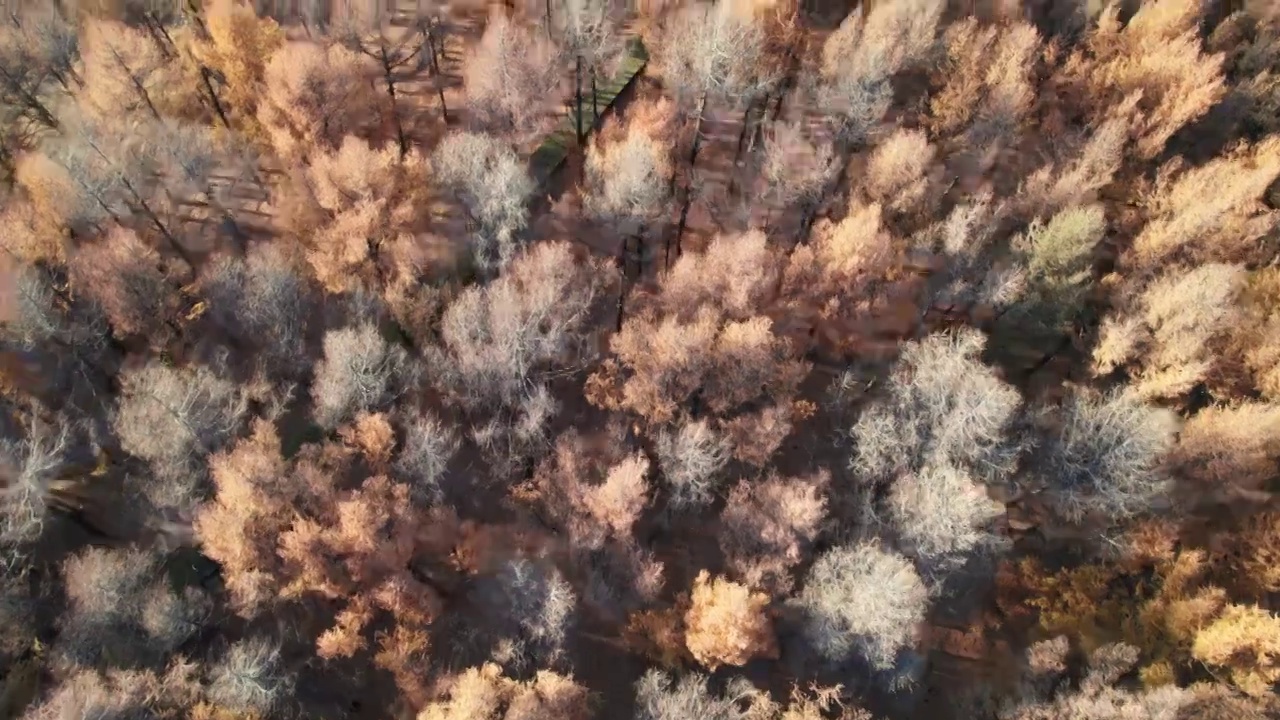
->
[79,18,198,121]
[395,411,460,506]
[1050,0,1225,161]
[552,0,624,144]
[792,542,927,671]
[862,128,935,217]
[21,665,199,720]
[599,233,808,426]
[189,0,285,132]
[815,0,944,148]
[848,329,1024,485]
[291,135,431,292]
[1172,402,1280,498]
[433,132,534,271]
[1191,604,1280,697]
[521,427,648,550]
[719,470,826,597]
[760,120,837,237]
[312,323,415,430]
[927,18,1040,173]
[997,641,1200,720]
[258,40,377,160]
[333,0,430,157]
[433,241,615,408]
[193,419,290,615]
[1093,264,1245,400]
[463,7,559,143]
[684,571,777,670]
[57,546,208,670]
[1035,390,1177,525]
[417,663,590,720]
[198,244,316,380]
[583,100,674,239]
[997,204,1106,348]
[114,361,247,491]
[68,226,177,342]
[1129,138,1280,267]
[465,557,576,671]
[654,419,730,511]
[886,462,1006,582]
[216,437,456,701]
[207,636,295,717]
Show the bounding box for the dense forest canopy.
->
[0,0,1278,718]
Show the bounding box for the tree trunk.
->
[427,32,449,123]
[673,192,693,261]
[794,202,817,247]
[733,100,755,165]
[591,69,599,122]
[575,55,584,144]
[380,48,409,158]
[687,93,708,168]
[545,0,553,40]
[200,67,231,128]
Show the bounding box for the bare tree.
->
[433,131,534,271]
[634,670,770,720]
[312,323,416,429]
[208,636,296,717]
[849,329,1025,485]
[1,263,112,407]
[886,462,1006,583]
[583,113,674,238]
[58,546,209,670]
[434,241,614,407]
[466,556,577,671]
[1036,389,1178,525]
[463,7,559,143]
[0,418,77,549]
[45,113,199,269]
[656,0,773,254]
[198,245,316,380]
[333,0,429,157]
[760,120,837,237]
[655,419,730,511]
[114,361,248,481]
[792,542,928,671]
[394,410,459,506]
[552,0,624,143]
[0,6,77,152]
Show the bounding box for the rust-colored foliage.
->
[684,570,778,670]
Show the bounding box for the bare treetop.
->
[657,0,773,105]
[463,7,560,142]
